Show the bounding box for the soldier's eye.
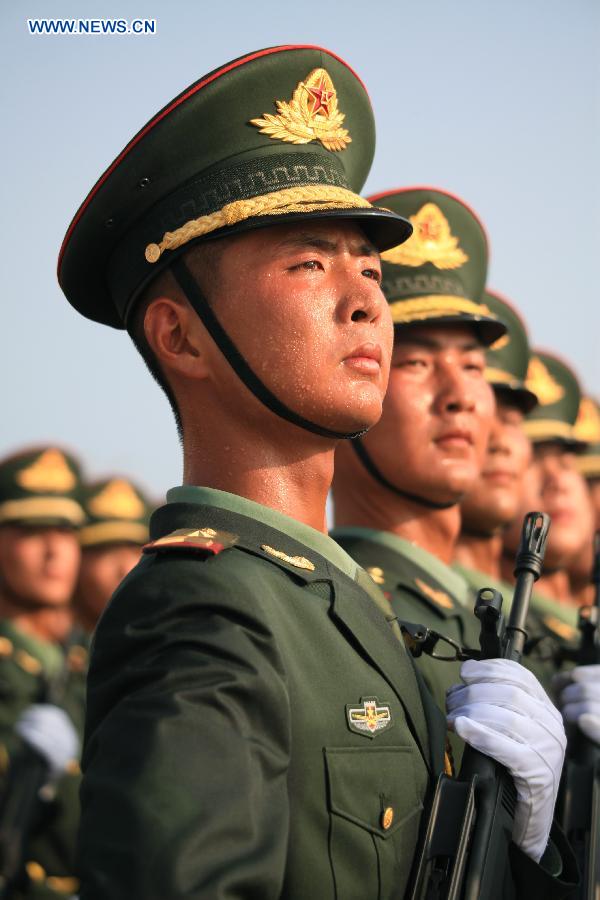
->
[362,267,381,282]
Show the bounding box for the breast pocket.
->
[324,746,425,900]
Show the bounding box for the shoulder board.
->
[143,527,238,556]
[413,577,455,612]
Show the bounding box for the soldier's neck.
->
[454,533,503,580]
[183,422,335,534]
[535,569,576,605]
[334,483,461,565]
[0,593,72,645]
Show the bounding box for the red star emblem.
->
[307,76,334,116]
[419,216,441,241]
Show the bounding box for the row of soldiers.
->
[0,460,153,897]
[3,42,600,899]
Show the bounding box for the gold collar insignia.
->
[261,544,315,571]
[250,67,351,152]
[415,577,454,610]
[366,566,385,585]
[16,449,76,493]
[382,203,469,269]
[542,615,577,642]
[525,357,565,406]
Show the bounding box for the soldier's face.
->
[0,525,80,607]
[460,397,532,534]
[77,543,142,626]
[532,444,594,569]
[359,324,495,504]
[589,479,600,532]
[199,220,393,435]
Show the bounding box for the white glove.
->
[553,664,600,744]
[15,704,79,781]
[446,658,566,863]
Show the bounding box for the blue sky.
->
[3,0,599,496]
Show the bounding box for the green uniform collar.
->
[168,486,358,580]
[331,526,471,607]
[452,562,513,605]
[0,620,64,679]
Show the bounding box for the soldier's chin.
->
[323,396,384,436]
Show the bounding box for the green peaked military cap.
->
[58,44,412,329]
[524,350,584,448]
[483,289,537,413]
[0,446,85,527]
[573,397,600,479]
[365,186,506,346]
[79,477,153,547]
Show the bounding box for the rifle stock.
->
[409,512,550,900]
[558,531,600,900]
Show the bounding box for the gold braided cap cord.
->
[484,367,518,386]
[388,295,493,325]
[145,186,372,264]
[523,419,575,441]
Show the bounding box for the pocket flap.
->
[325,746,423,839]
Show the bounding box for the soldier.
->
[331,186,574,881]
[453,291,574,682]
[574,396,600,530]
[502,351,595,616]
[59,53,573,898]
[75,477,153,636]
[0,446,83,898]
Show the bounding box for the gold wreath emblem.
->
[574,397,600,442]
[382,203,469,269]
[88,479,145,520]
[525,357,565,406]
[249,68,351,152]
[489,332,510,352]
[16,449,76,493]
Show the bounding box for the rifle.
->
[408,511,551,900]
[556,531,600,900]
[0,665,75,897]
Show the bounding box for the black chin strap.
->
[351,437,459,511]
[172,258,367,441]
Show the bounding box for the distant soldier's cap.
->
[482,290,537,413]
[79,477,153,547]
[365,186,506,346]
[0,447,85,527]
[573,397,600,479]
[523,350,585,448]
[57,45,412,330]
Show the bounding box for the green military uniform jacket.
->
[79,488,447,900]
[331,528,482,766]
[453,564,578,690]
[0,621,82,899]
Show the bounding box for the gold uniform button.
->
[381,806,394,830]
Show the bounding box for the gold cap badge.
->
[382,203,469,270]
[525,357,565,406]
[574,397,600,443]
[16,449,76,493]
[88,479,145,520]
[415,577,453,610]
[250,68,351,152]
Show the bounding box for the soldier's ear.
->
[143,296,212,381]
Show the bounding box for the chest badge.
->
[346,697,393,738]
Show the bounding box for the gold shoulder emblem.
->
[542,615,577,642]
[414,577,454,610]
[88,479,145,520]
[574,397,600,443]
[143,527,237,555]
[366,566,385,585]
[16,449,76,493]
[260,544,315,571]
[525,357,565,406]
[250,67,351,152]
[382,203,469,269]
